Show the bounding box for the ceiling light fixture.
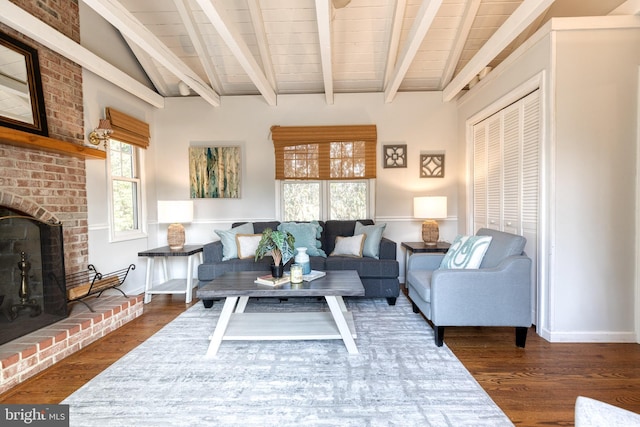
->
[332,0,351,9]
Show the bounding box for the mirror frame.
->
[0,31,48,137]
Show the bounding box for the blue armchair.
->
[406,228,532,347]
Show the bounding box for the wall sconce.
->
[158,200,194,250]
[88,119,113,146]
[414,196,447,245]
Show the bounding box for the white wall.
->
[153,92,459,282]
[82,70,157,295]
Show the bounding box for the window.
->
[272,125,376,221]
[103,107,150,241]
[108,139,144,240]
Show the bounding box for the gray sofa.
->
[406,228,532,347]
[197,220,400,306]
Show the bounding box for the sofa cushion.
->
[277,221,326,257]
[407,269,433,302]
[355,221,386,259]
[323,219,374,254]
[330,234,365,257]
[439,235,492,269]
[215,222,254,261]
[236,234,262,259]
[476,228,527,268]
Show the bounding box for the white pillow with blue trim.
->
[439,235,492,269]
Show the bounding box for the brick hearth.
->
[0,294,143,394]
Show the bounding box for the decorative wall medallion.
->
[383,144,407,168]
[420,154,445,178]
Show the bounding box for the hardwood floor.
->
[1,295,639,426]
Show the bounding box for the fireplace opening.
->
[0,207,68,345]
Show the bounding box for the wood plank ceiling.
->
[2,0,638,109]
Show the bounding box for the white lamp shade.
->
[158,200,193,224]
[413,196,447,219]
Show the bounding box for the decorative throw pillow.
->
[277,221,327,257]
[354,221,386,259]
[214,222,254,261]
[235,234,262,259]
[330,234,366,257]
[439,235,493,269]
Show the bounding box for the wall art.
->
[420,154,445,178]
[383,144,407,168]
[189,146,240,198]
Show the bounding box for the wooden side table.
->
[401,242,451,283]
[138,245,203,304]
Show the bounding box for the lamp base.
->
[167,223,185,250]
[421,220,439,246]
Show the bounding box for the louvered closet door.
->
[473,122,487,232]
[472,90,540,321]
[486,115,502,230]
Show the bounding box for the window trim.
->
[106,140,147,242]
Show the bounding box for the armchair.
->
[406,228,532,347]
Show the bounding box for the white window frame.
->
[277,179,375,221]
[106,140,147,242]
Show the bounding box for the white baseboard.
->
[545,330,637,343]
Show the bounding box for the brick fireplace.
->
[0,1,144,393]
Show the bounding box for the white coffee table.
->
[196,270,365,357]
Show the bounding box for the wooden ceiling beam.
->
[383,0,407,89]
[384,0,444,103]
[0,0,164,108]
[173,0,222,94]
[248,0,277,92]
[441,0,481,89]
[194,0,277,106]
[443,0,557,102]
[315,0,334,105]
[82,0,220,107]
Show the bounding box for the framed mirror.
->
[0,31,48,136]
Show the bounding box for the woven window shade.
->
[271,125,377,180]
[105,107,150,149]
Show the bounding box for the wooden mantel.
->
[0,127,106,160]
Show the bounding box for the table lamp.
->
[413,196,447,246]
[158,200,193,250]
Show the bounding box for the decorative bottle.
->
[294,247,311,275]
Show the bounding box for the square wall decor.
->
[383,144,407,168]
[420,154,445,178]
[189,146,240,198]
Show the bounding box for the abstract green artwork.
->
[189,146,240,198]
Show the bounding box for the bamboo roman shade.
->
[105,107,150,149]
[271,125,377,180]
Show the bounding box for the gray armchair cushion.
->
[477,228,526,268]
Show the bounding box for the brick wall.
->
[0,0,87,274]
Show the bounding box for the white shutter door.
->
[502,103,521,234]
[473,122,488,232]
[486,115,502,230]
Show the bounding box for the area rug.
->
[62,294,513,426]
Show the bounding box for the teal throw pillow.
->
[354,221,386,259]
[277,221,326,257]
[214,222,254,261]
[439,235,492,269]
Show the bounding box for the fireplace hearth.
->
[0,208,68,345]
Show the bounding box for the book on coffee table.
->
[255,274,290,287]
[302,270,326,281]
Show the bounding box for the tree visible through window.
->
[109,140,142,237]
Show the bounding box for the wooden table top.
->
[196,270,365,298]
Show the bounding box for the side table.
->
[138,245,203,304]
[401,241,451,283]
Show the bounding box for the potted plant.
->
[255,228,295,278]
